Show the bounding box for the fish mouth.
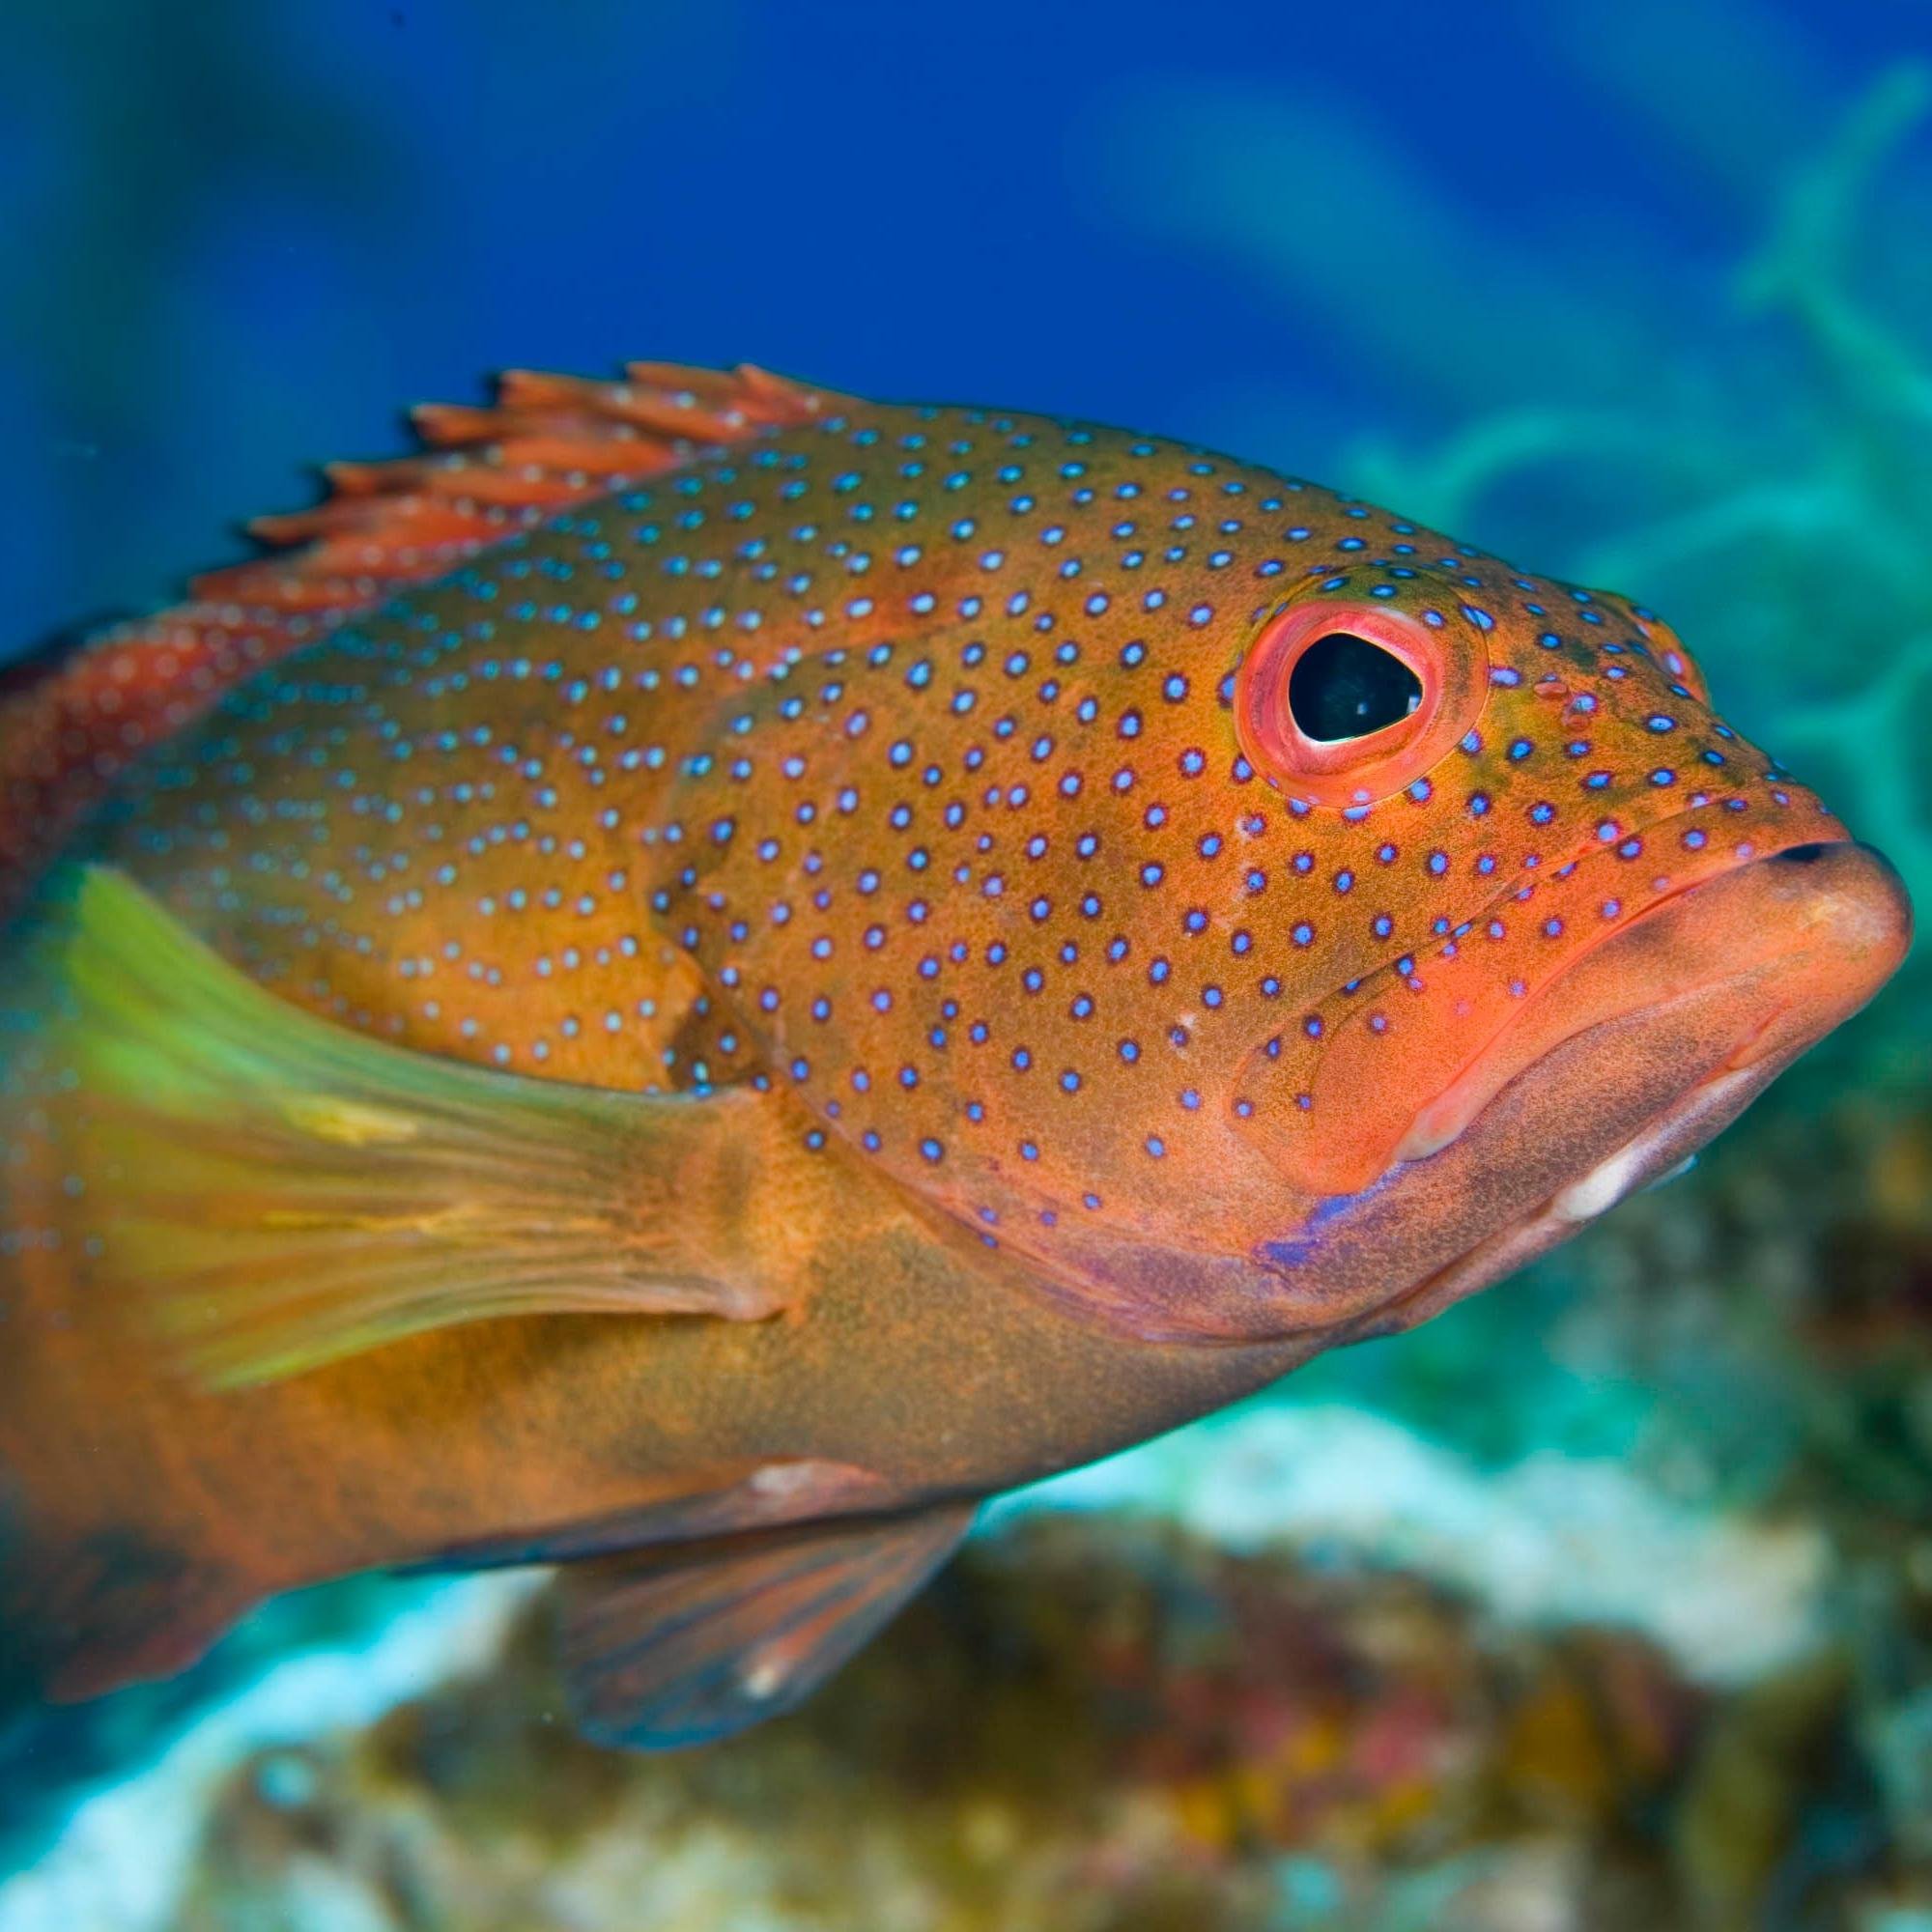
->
[1393,835,1912,1169]
[1286,838,1912,1336]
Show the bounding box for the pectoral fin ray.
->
[42,865,833,1387]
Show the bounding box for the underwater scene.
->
[1,2,1930,1927]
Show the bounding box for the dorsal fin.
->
[0,361,839,911]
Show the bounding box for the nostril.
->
[1774,841,1833,866]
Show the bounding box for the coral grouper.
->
[0,364,1910,1747]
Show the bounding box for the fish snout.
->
[1749,835,1912,963]
[1711,835,1912,1051]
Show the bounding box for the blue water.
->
[2,3,1929,1924]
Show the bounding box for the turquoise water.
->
[2,4,1929,1925]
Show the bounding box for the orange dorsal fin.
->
[0,361,840,911]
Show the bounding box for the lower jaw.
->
[1336,1034,1795,1346]
[1301,837,1910,1343]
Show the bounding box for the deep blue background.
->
[0,0,1922,630]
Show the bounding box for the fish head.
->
[682,412,1908,1350]
[1189,545,1913,1339]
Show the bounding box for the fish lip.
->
[1333,836,1912,1337]
[1384,792,1731,1005]
[1387,862,1716,1167]
[1251,794,1832,1202]
[1390,830,1907,1167]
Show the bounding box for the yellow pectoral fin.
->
[38,866,835,1388]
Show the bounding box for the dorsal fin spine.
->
[0,361,840,910]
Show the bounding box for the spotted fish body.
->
[0,365,1910,1747]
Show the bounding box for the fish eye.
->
[1235,598,1490,808]
[1288,633,1423,742]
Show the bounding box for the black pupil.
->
[1287,632,1422,742]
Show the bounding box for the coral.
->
[111,1463,1932,1932]
[159,1523,1713,1932]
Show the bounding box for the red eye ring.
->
[1235,599,1488,808]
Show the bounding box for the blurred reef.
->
[2,3,1930,1928]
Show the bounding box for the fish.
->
[0,361,1910,1749]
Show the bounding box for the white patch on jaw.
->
[1553,1062,1761,1225]
[750,1463,815,1496]
[1643,1152,1698,1194]
[739,1653,788,1699]
[1551,1137,1654,1222]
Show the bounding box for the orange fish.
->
[0,363,1910,1747]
